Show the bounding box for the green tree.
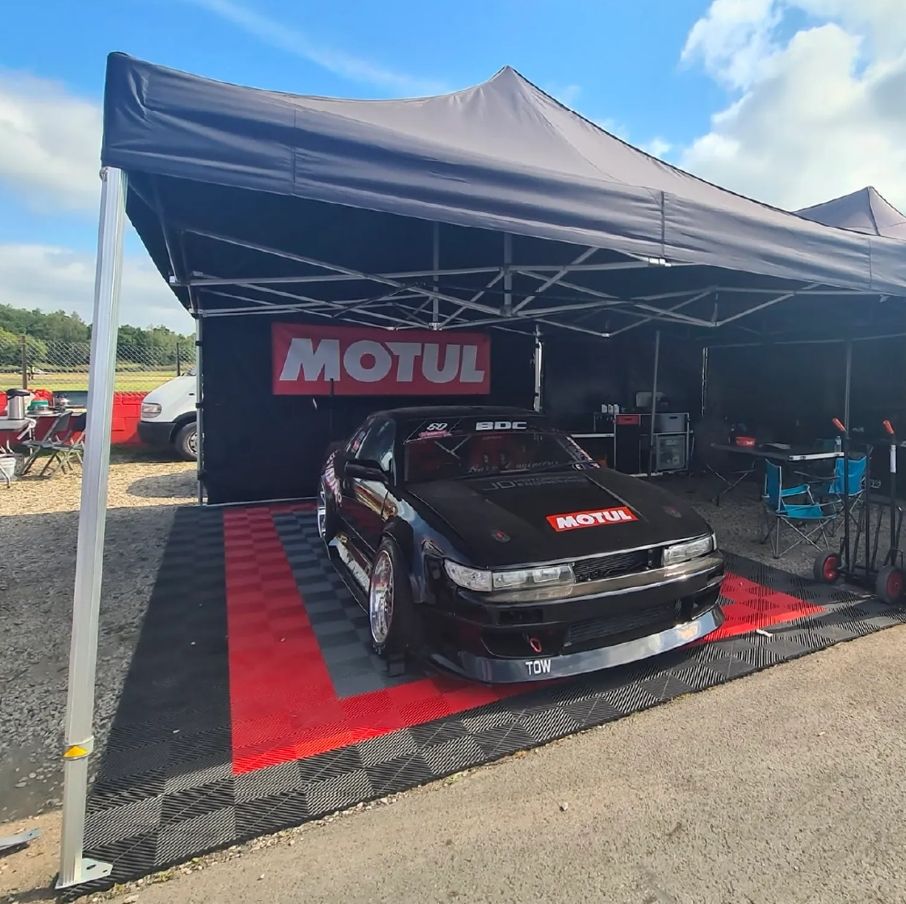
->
[0,328,46,371]
[0,304,193,367]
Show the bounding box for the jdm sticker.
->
[546,506,638,532]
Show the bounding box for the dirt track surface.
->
[0,449,195,823]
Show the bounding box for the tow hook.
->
[527,635,543,654]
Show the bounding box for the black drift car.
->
[318,406,724,683]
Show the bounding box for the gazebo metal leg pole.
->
[196,315,205,504]
[648,330,660,477]
[700,346,709,418]
[503,233,512,316]
[533,324,544,412]
[843,340,852,433]
[57,167,126,890]
[431,222,440,328]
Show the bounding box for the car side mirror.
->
[346,458,388,483]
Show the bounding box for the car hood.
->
[406,468,713,567]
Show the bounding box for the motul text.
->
[546,506,638,532]
[272,323,490,396]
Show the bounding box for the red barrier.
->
[0,390,147,446]
[111,392,146,445]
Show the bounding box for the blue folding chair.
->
[811,455,866,535]
[825,455,867,498]
[762,461,839,558]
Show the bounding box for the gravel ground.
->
[0,448,195,822]
[658,472,900,579]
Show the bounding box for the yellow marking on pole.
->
[64,745,89,759]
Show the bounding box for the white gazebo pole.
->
[57,166,127,890]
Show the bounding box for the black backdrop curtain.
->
[201,316,535,504]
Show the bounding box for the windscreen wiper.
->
[452,461,597,480]
[521,460,599,475]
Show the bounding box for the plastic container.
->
[0,453,17,486]
[6,389,31,420]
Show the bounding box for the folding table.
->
[708,443,843,505]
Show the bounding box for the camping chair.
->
[39,412,86,477]
[795,455,867,536]
[18,411,71,476]
[821,455,867,534]
[761,461,839,558]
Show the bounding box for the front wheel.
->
[174,421,198,461]
[368,537,416,659]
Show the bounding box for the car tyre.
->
[368,537,416,660]
[174,421,198,461]
[317,482,339,544]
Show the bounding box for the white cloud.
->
[187,0,446,96]
[792,0,906,56]
[678,1,906,211]
[0,72,101,212]
[681,0,782,90]
[0,244,192,331]
[0,74,187,328]
[641,137,673,159]
[548,83,582,106]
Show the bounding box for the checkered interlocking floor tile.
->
[69,502,906,898]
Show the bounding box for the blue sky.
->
[1,0,904,329]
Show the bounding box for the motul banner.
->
[272,323,491,396]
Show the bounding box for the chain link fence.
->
[0,334,195,394]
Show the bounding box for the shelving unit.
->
[567,412,691,477]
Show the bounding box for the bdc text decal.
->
[476,420,527,431]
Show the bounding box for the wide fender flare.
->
[381,518,422,602]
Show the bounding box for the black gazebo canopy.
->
[101,53,906,343]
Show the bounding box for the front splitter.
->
[431,605,725,683]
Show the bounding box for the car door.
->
[344,417,395,555]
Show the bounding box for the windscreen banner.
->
[272,323,491,396]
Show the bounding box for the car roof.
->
[369,405,540,422]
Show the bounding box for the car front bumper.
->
[137,419,174,447]
[424,554,725,683]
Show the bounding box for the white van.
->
[138,369,197,460]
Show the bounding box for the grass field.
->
[0,370,180,393]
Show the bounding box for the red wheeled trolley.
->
[814,418,905,604]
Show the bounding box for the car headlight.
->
[662,534,716,567]
[141,402,162,418]
[444,560,574,592]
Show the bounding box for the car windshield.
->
[404,429,594,483]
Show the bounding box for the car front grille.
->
[565,601,679,647]
[573,549,653,583]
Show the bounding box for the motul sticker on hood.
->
[272,323,490,396]
[546,506,638,532]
